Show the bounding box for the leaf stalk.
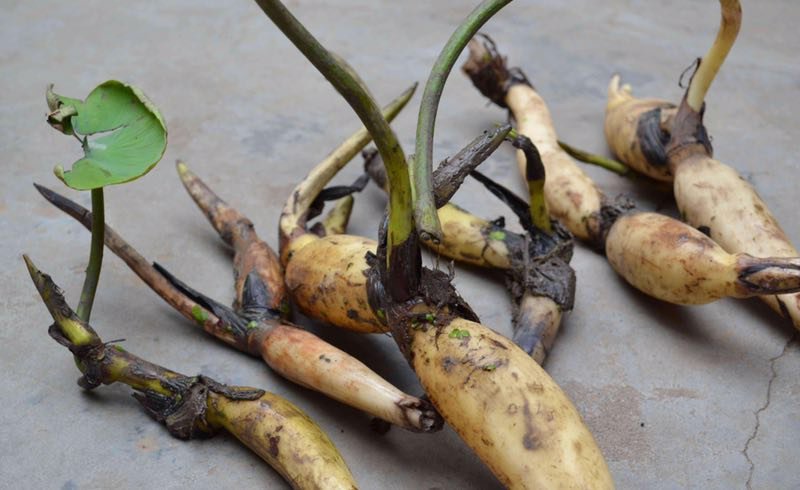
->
[413,0,513,242]
[252,0,418,300]
[76,187,104,321]
[685,0,742,111]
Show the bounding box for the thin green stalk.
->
[413,0,513,243]
[252,0,417,299]
[509,127,630,176]
[528,180,551,234]
[513,135,551,234]
[557,140,630,176]
[77,187,104,321]
[686,0,742,111]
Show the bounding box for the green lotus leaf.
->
[48,81,167,190]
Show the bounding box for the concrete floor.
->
[2,1,798,488]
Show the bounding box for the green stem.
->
[686,0,742,111]
[77,187,104,321]
[557,140,630,176]
[513,135,551,234]
[528,180,551,234]
[413,0,513,242]
[278,85,416,245]
[253,0,418,300]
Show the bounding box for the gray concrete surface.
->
[2,1,798,488]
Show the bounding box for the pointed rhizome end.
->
[176,160,255,247]
[175,161,291,318]
[23,255,103,356]
[606,74,635,108]
[461,34,531,110]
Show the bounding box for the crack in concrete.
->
[742,334,796,490]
